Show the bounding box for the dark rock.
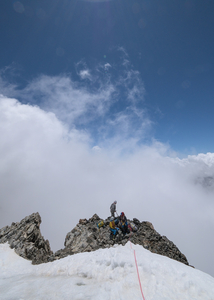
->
[55,215,189,266]
[0,212,53,264]
[0,212,189,267]
[133,218,140,225]
[79,218,88,225]
[89,214,100,222]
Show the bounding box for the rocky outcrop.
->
[0,212,53,264]
[0,212,189,266]
[54,214,189,266]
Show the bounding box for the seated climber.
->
[109,217,119,240]
[119,212,129,235]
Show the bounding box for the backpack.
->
[97,220,105,229]
[129,222,138,232]
[109,220,116,229]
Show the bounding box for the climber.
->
[109,217,119,240]
[119,212,129,235]
[110,201,117,218]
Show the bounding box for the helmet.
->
[121,212,124,216]
[110,217,114,221]
[114,201,117,204]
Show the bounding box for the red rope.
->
[130,242,146,300]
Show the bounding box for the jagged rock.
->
[79,218,88,225]
[0,212,53,264]
[55,214,189,266]
[0,212,189,267]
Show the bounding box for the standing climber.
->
[110,201,117,218]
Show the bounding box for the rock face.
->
[54,214,189,266]
[0,212,189,266]
[0,212,53,264]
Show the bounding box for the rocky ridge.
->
[55,214,189,266]
[0,212,189,266]
[0,212,52,264]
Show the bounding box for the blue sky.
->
[1,0,214,154]
[1,0,214,277]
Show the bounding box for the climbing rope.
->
[130,241,146,300]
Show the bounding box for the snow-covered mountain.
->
[1,242,214,300]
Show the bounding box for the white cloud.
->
[0,94,214,278]
[79,69,91,80]
[117,46,129,58]
[17,74,116,127]
[75,60,93,81]
[0,56,214,277]
[104,63,112,70]
[0,58,148,147]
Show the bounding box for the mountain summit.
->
[0,212,188,266]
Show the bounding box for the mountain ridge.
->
[0,212,189,266]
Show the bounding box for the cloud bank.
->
[0,59,214,277]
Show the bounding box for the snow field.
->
[0,242,214,300]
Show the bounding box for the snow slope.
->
[0,242,214,300]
